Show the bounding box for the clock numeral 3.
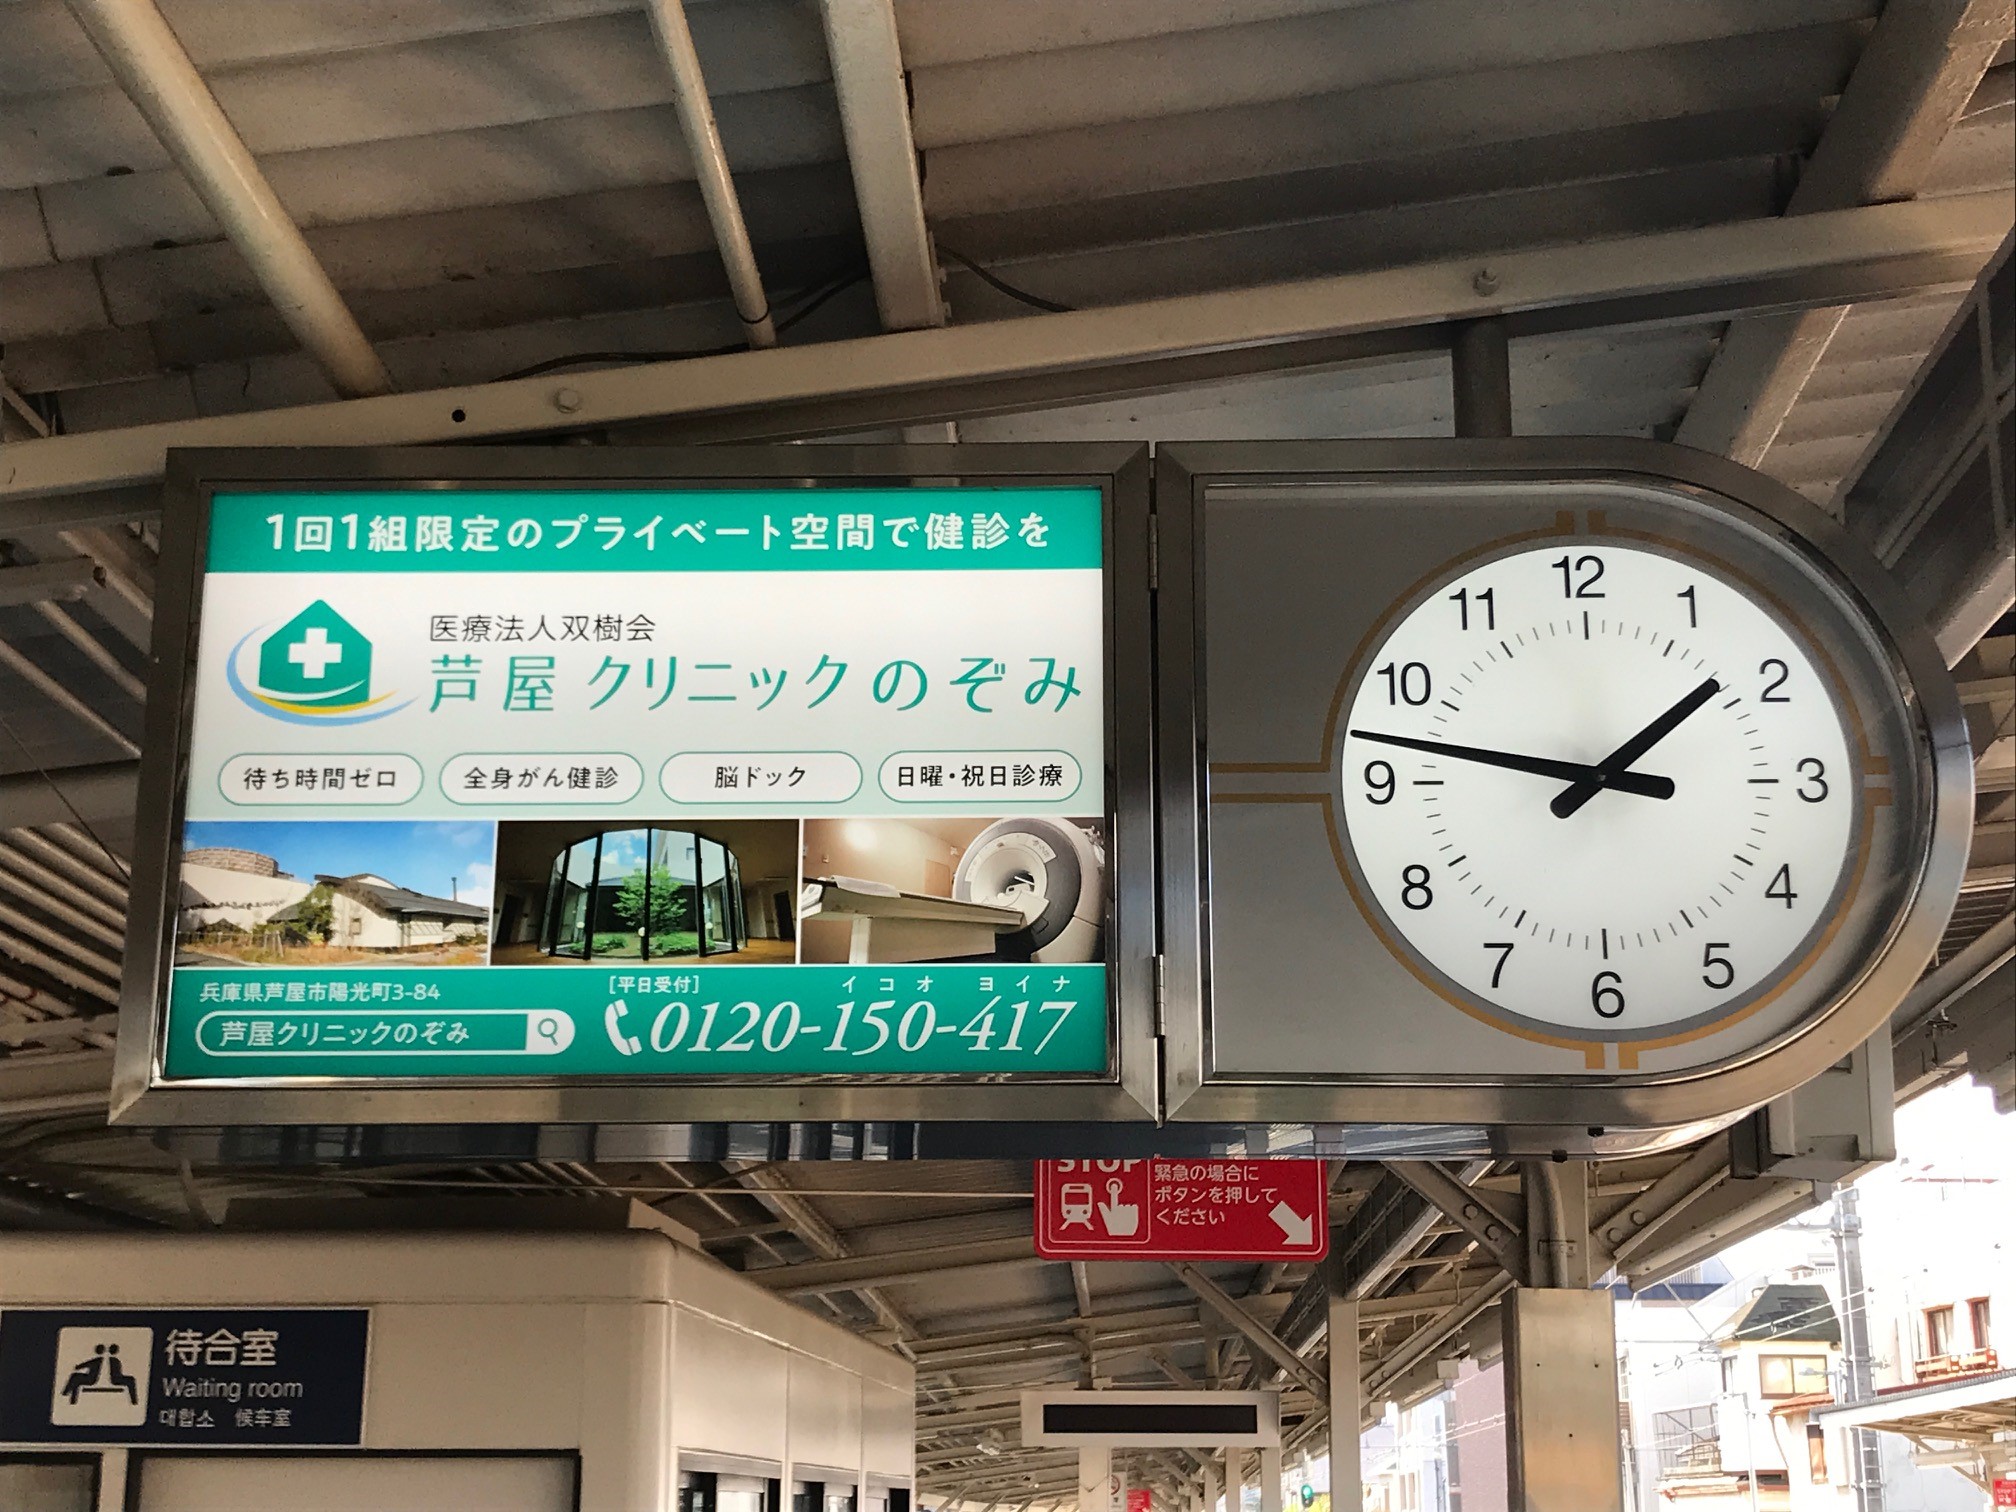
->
[1796,757,1828,802]
[1702,943,1735,990]
[1590,970,1625,1019]
[1400,865,1434,910]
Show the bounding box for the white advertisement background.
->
[184,568,1105,820]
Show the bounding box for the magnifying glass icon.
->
[524,1013,574,1053]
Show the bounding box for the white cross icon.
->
[287,626,344,679]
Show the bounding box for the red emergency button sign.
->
[1034,1159,1329,1261]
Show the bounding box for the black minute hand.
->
[1550,676,1721,819]
[1350,730,1675,799]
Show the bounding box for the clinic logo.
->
[49,1327,151,1427]
[227,600,412,725]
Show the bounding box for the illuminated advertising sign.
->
[116,447,1156,1124]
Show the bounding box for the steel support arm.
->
[1169,1263,1329,1404]
[61,0,392,398]
[1382,1161,1525,1280]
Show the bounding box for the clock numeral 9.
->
[1364,760,1396,805]
[1484,941,1514,989]
[1448,586,1496,630]
[1400,865,1433,910]
[1551,553,1606,598]
[1796,757,1828,802]
[1377,661,1433,706]
[1766,864,1798,908]
[1590,970,1625,1019]
[1702,943,1735,990]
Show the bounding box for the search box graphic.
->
[194,1009,577,1057]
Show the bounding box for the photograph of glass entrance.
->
[488,821,798,966]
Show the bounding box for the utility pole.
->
[1830,1188,1886,1512]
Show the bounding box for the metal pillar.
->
[1200,1457,1220,1512]
[1256,1450,1281,1512]
[1830,1188,1887,1512]
[1450,317,1513,438]
[1503,1164,1620,1511]
[1504,1288,1623,1512]
[1327,1279,1363,1512]
[1079,1448,1113,1512]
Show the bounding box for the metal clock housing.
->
[1159,439,1974,1145]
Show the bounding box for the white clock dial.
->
[1338,540,1858,1038]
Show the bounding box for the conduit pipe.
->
[62,0,394,398]
[642,0,779,348]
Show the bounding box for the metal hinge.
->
[1153,953,1167,1034]
[1146,512,1159,591]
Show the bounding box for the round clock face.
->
[1337,537,1861,1040]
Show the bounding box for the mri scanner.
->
[800,819,1104,965]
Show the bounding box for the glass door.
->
[544,840,594,958]
[649,829,700,960]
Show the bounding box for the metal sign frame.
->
[111,444,1158,1126]
[1154,438,1972,1145]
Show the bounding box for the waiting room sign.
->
[113,446,1160,1126]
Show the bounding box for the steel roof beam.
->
[2,192,2007,529]
[748,1234,1038,1294]
[0,561,102,609]
[1674,0,2012,468]
[642,0,778,349]
[819,0,944,331]
[59,0,393,399]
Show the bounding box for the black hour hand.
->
[1351,730,1675,799]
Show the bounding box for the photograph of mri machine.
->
[799,817,1105,965]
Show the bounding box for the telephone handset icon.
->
[604,999,642,1056]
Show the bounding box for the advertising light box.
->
[114,446,1156,1126]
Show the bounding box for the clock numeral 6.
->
[1377,661,1433,706]
[1400,865,1434,910]
[1364,760,1396,805]
[1702,942,1735,990]
[1590,970,1625,1019]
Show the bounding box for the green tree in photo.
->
[283,882,334,944]
[610,867,692,935]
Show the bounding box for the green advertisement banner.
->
[165,963,1109,1078]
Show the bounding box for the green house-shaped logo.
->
[258,601,371,706]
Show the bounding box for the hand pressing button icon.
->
[1097,1178,1141,1237]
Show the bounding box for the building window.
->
[1721,1354,1739,1393]
[1924,1305,1955,1358]
[1758,1354,1829,1398]
[1969,1297,1991,1351]
[1806,1425,1828,1483]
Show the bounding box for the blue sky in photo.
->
[183,820,495,903]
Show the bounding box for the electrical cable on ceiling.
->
[489,265,872,384]
[936,245,1076,313]
[0,710,132,883]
